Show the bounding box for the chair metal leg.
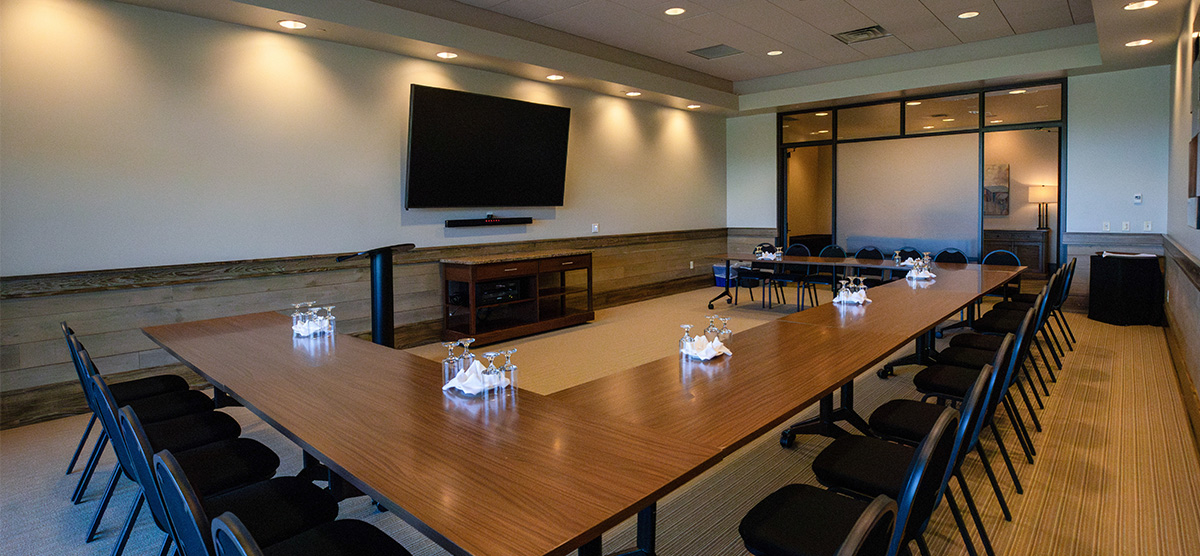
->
[87,466,122,542]
[943,490,979,556]
[1002,395,1036,458]
[67,414,98,475]
[915,534,933,556]
[110,488,144,556]
[158,535,173,556]
[971,438,1012,520]
[1058,309,1077,344]
[1014,378,1043,430]
[955,471,996,556]
[1052,311,1073,351]
[1026,355,1050,399]
[1032,337,1055,384]
[989,421,1025,493]
[73,430,109,504]
[1045,322,1065,362]
[1040,327,1062,375]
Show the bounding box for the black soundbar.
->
[445,217,533,228]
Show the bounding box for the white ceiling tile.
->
[846,0,960,51]
[718,0,867,66]
[847,34,913,58]
[766,0,876,34]
[1067,0,1094,24]
[489,0,592,20]
[995,0,1075,34]
[607,0,712,21]
[919,0,1013,43]
[457,0,509,7]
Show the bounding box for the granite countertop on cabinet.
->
[439,250,592,265]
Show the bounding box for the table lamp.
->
[1028,185,1058,230]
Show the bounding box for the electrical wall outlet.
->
[591,223,599,233]
[1103,221,1110,231]
[1144,221,1152,231]
[689,261,694,269]
[1134,194,1143,205]
[1121,221,1130,231]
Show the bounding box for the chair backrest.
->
[963,336,1013,458]
[1056,258,1078,306]
[889,407,959,555]
[82,358,139,484]
[981,249,1020,266]
[997,310,1036,400]
[750,243,778,271]
[838,495,897,556]
[118,406,178,539]
[933,248,968,263]
[211,512,263,556]
[63,325,106,417]
[784,243,811,258]
[854,247,885,278]
[155,449,217,556]
[897,247,921,261]
[819,245,846,258]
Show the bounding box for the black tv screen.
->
[405,85,570,208]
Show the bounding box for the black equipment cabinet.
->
[1087,254,1164,326]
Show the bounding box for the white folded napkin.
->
[681,335,732,360]
[906,268,937,280]
[832,288,872,305]
[443,360,510,395]
[756,251,781,261]
[900,257,919,266]
[292,319,325,337]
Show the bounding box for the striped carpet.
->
[2,287,1198,555]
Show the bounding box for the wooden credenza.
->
[983,229,1050,277]
[440,251,594,345]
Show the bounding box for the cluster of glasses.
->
[914,252,934,274]
[441,339,518,391]
[679,315,732,352]
[837,276,867,295]
[291,302,336,337]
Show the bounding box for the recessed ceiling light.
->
[278,20,307,30]
[942,118,955,122]
[687,104,701,109]
[815,112,829,116]
[436,52,458,59]
[990,119,1003,124]
[818,130,829,133]
[767,50,784,56]
[958,11,980,19]
[625,91,642,97]
[923,125,935,129]
[906,101,922,106]
[1036,104,1049,109]
[1008,89,1027,94]
[1126,39,1153,47]
[546,74,564,81]
[665,7,686,16]
[1124,1,1158,10]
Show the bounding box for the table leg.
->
[780,391,852,446]
[708,260,733,310]
[578,538,602,556]
[212,388,240,408]
[609,503,656,556]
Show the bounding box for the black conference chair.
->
[118,406,281,556]
[1000,258,1078,351]
[740,489,896,556]
[62,324,197,502]
[736,243,785,308]
[980,250,1021,301]
[212,511,413,556]
[854,246,889,287]
[772,243,821,311]
[956,283,1058,397]
[808,245,847,292]
[154,449,340,556]
[933,249,968,264]
[896,247,922,262]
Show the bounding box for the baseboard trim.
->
[2,274,715,429]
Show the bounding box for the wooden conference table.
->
[707,254,935,309]
[143,262,1021,556]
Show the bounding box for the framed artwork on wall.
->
[983,163,1010,216]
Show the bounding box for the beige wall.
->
[785,146,832,238]
[984,128,1060,263]
[0,0,727,277]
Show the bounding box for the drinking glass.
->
[893,250,901,265]
[441,342,459,385]
[717,318,732,344]
[323,305,336,334]
[679,324,694,354]
[291,303,307,337]
[838,279,850,297]
[458,338,476,370]
[482,352,500,388]
[704,315,720,341]
[501,348,518,391]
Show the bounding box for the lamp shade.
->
[1028,185,1058,204]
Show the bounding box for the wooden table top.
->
[143,313,719,556]
[719,254,1020,273]
[549,264,1022,455]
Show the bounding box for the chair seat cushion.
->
[934,346,994,369]
[109,374,190,403]
[264,519,413,556]
[912,364,980,400]
[126,389,215,423]
[174,438,281,497]
[1010,292,1038,304]
[204,477,339,549]
[739,484,872,556]
[868,400,943,446]
[991,301,1033,312]
[972,310,1025,334]
[812,436,911,500]
[144,410,242,455]
[948,334,1004,351]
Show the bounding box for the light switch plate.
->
[1144,221,1152,231]
[1103,221,1110,231]
[1122,221,1130,231]
[591,223,599,233]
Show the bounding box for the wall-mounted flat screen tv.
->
[405,85,570,208]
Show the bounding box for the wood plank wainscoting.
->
[0,228,737,429]
[1163,235,1200,457]
[1062,232,1165,312]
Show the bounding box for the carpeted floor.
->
[2,286,1198,555]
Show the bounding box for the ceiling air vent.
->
[833,25,892,45]
[688,44,743,60]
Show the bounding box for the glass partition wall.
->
[778,81,1064,271]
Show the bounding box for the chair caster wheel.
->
[877,368,892,379]
[725,298,732,304]
[780,431,796,448]
[708,303,714,310]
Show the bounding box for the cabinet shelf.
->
[538,286,589,298]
